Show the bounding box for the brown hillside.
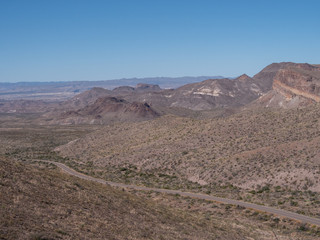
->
[50,96,159,124]
[1,157,279,240]
[56,104,320,217]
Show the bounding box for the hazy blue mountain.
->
[0,76,224,100]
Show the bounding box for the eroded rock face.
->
[251,62,320,108]
[252,62,318,92]
[273,69,320,102]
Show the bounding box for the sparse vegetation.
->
[53,105,320,217]
[6,157,317,240]
[1,102,320,239]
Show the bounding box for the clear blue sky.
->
[1,0,320,82]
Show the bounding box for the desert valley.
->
[1,62,320,239]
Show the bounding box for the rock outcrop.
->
[252,62,320,108]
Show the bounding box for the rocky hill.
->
[166,74,262,110]
[252,62,320,108]
[135,83,161,92]
[55,84,161,111]
[123,63,320,111]
[53,73,266,112]
[49,96,159,125]
[3,62,320,117]
[57,87,112,110]
[120,75,264,111]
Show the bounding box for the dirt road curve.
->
[41,160,320,226]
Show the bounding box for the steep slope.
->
[253,62,318,90]
[1,157,257,240]
[252,62,320,108]
[252,62,295,92]
[50,96,159,124]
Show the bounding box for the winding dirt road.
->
[41,160,320,226]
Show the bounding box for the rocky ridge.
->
[2,62,320,118]
[252,63,320,108]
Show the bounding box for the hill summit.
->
[51,96,159,125]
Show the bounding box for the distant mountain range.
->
[0,76,224,101]
[1,62,320,124]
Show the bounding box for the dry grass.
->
[0,157,290,240]
[1,106,320,238]
[55,105,320,217]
